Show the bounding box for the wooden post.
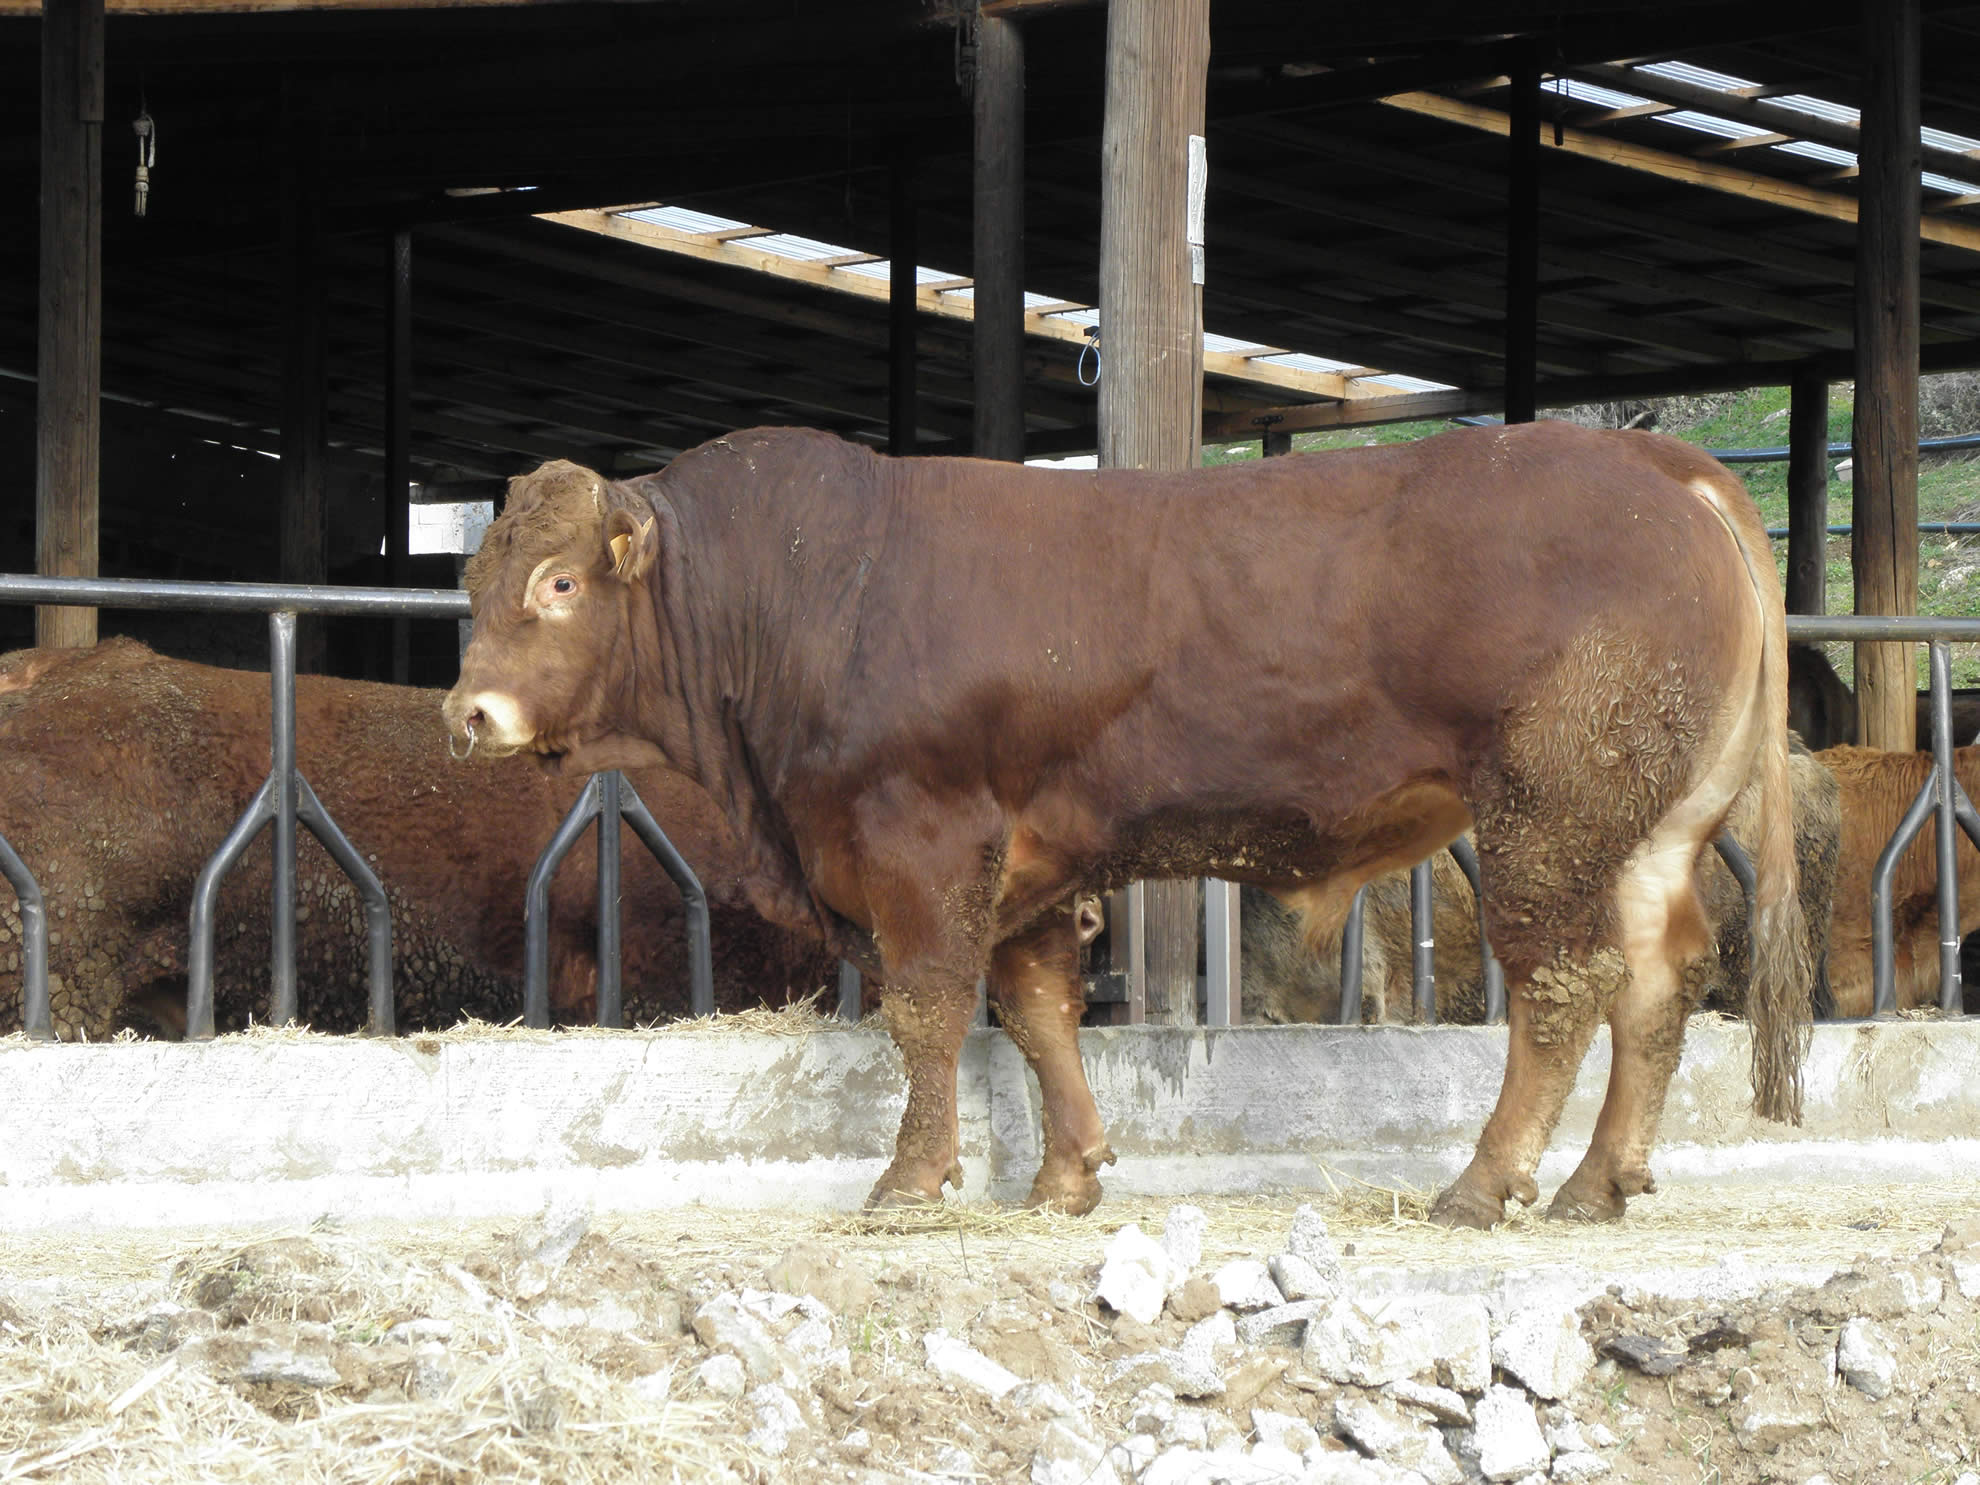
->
[1786,365,1830,617]
[385,229,413,683]
[889,146,919,458]
[1852,0,1920,751]
[1099,0,1210,1024]
[972,14,1024,461]
[1262,429,1292,458]
[1504,52,1540,425]
[280,114,329,672]
[35,0,104,649]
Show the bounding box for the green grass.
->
[1203,387,1980,687]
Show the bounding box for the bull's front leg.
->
[989,900,1115,1215]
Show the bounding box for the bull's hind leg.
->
[989,900,1115,1215]
[1550,839,1714,1221]
[1428,939,1623,1229]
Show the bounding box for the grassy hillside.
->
[1203,378,1980,687]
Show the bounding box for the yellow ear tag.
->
[610,533,631,570]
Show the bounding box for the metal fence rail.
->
[0,573,713,1040]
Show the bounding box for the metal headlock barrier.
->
[0,573,714,1040]
[0,581,1974,1039]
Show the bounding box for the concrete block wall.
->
[0,1019,1974,1231]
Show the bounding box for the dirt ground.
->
[2,1181,1978,1484]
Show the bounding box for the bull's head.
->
[442,460,669,775]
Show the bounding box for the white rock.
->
[1582,1422,1618,1449]
[743,1383,806,1457]
[589,1296,643,1334]
[1129,1383,1180,1436]
[1213,1259,1287,1313]
[1732,1383,1823,1450]
[513,1190,592,1298]
[840,1427,872,1455]
[240,1344,340,1388]
[1304,1295,1491,1392]
[1247,1442,1309,1479]
[1543,1417,1587,1455]
[1236,1299,1330,1348]
[1049,1279,1088,1311]
[383,1317,453,1345]
[1009,1380,1078,1418]
[1286,1204,1343,1270]
[1269,1252,1341,1304]
[1388,1377,1471,1425]
[1141,1446,1213,1485]
[630,1368,672,1403]
[1552,1451,1611,1481]
[934,1444,978,1478]
[924,1329,1023,1400]
[1836,1319,1897,1400]
[409,1341,453,1402]
[1473,1385,1549,1482]
[1108,1346,1225,1400]
[1301,1455,1409,1484]
[533,1299,589,1331]
[1163,1205,1209,1286]
[1251,1408,1322,1455]
[1953,1260,1980,1301]
[691,1354,747,1398]
[1109,1436,1161,1478]
[693,1295,801,1388]
[1492,1306,1593,1401]
[1099,1224,1176,1325]
[1335,1395,1462,1485]
[1032,1419,1121,1485]
[1953,1474,1980,1485]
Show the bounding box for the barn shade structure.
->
[4,0,1980,1008]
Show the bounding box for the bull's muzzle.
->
[441,687,530,759]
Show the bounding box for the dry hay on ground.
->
[3,1184,1978,1484]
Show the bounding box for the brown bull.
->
[443,422,1812,1228]
[1248,740,1840,1025]
[1819,741,1980,1016]
[0,639,833,1038]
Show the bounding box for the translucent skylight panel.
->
[748,233,848,262]
[1772,94,1859,126]
[1251,352,1363,375]
[1363,373,1456,393]
[1923,171,1980,196]
[1203,332,1271,354]
[1553,77,1649,110]
[838,260,965,286]
[1773,139,1858,168]
[1046,307,1101,328]
[624,205,753,235]
[1651,110,1774,141]
[1637,60,1758,92]
[1923,125,1980,153]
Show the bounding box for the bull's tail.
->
[1712,483,1815,1124]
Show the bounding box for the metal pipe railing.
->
[1,572,711,1038]
[522,770,715,1026]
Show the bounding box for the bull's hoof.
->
[1428,1182,1505,1231]
[1546,1188,1627,1223]
[1022,1142,1115,1216]
[862,1157,965,1212]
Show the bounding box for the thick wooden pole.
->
[35,0,104,648]
[972,16,1024,461]
[1852,0,1921,751]
[385,228,413,683]
[889,146,919,458]
[1503,53,1540,425]
[1099,0,1210,1024]
[1786,365,1830,617]
[280,116,329,672]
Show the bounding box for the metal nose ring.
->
[449,720,476,761]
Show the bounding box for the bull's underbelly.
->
[992,777,1473,939]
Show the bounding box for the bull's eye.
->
[552,577,576,596]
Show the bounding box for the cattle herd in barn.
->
[1,422,1973,1228]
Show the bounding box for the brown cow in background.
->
[0,640,834,1039]
[1246,741,1841,1026]
[1819,742,1980,1016]
[444,422,1811,1229]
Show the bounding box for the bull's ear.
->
[604,508,659,582]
